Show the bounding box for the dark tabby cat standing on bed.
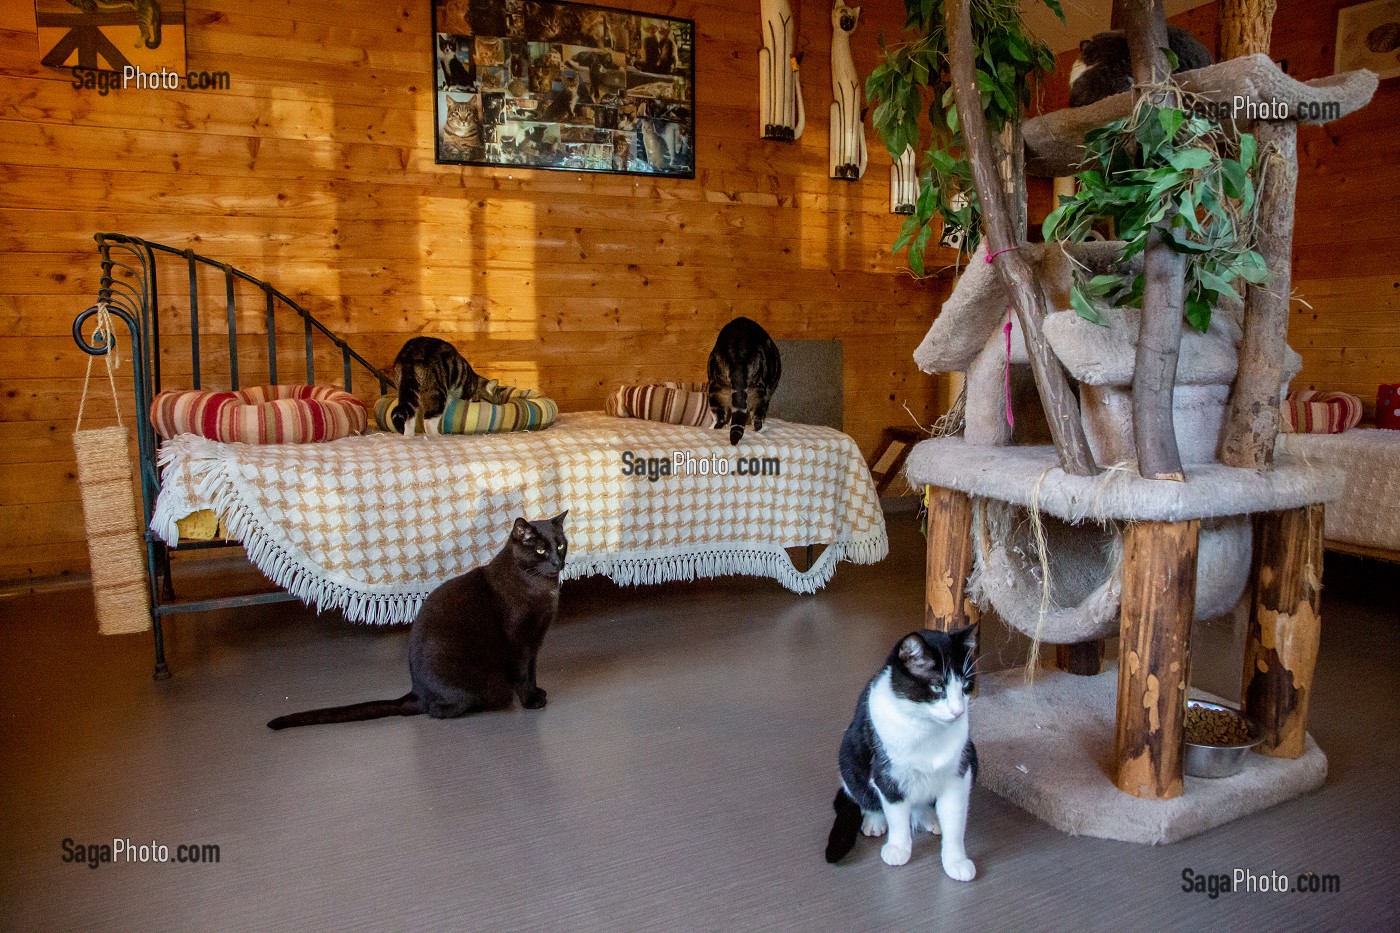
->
[389,336,488,435]
[268,512,569,729]
[826,627,979,881]
[707,317,781,445]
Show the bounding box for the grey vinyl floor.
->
[2,511,1398,932]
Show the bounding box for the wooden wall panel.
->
[0,1,948,582]
[1274,0,1400,416]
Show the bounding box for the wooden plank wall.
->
[1272,0,1400,416]
[0,0,948,583]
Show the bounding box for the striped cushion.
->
[1281,389,1363,434]
[151,385,369,444]
[373,386,558,435]
[606,382,714,427]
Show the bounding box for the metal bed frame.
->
[72,233,390,679]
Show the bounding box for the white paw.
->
[880,841,911,866]
[860,813,887,837]
[423,415,443,435]
[942,856,976,882]
[914,807,941,834]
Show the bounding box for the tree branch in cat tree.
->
[946,0,1098,478]
[1124,0,1187,482]
[1220,0,1278,61]
[1214,0,1292,470]
[1219,120,1298,469]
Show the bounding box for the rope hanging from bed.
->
[72,301,152,635]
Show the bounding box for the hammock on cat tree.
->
[897,0,1376,837]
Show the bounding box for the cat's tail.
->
[825,787,863,863]
[391,365,420,434]
[267,692,421,730]
[728,403,749,445]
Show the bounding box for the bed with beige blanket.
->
[151,412,888,623]
[1278,428,1400,561]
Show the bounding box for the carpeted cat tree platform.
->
[972,665,1327,845]
[906,440,1340,841]
[897,24,1376,842]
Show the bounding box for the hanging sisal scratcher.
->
[72,302,152,635]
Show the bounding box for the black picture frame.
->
[432,0,696,178]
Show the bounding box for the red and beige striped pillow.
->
[1280,389,1363,435]
[150,384,369,444]
[606,382,714,427]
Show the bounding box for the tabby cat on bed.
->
[389,336,488,435]
[707,317,781,445]
[825,627,979,881]
[268,512,568,730]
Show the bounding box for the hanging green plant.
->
[1042,85,1269,332]
[866,0,1062,275]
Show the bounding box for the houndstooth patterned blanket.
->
[152,412,888,623]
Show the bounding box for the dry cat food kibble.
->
[1185,706,1253,746]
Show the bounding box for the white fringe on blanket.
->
[151,414,889,624]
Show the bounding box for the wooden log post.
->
[924,485,979,632]
[1056,639,1105,676]
[1242,504,1324,758]
[1114,519,1199,799]
[925,485,979,694]
[1219,120,1300,469]
[945,0,1099,478]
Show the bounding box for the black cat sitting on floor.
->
[1068,26,1214,107]
[267,513,568,729]
[707,317,782,445]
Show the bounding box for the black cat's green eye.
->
[536,547,547,555]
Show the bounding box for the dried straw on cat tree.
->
[72,303,152,635]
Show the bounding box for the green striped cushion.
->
[374,386,558,435]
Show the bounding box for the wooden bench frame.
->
[73,233,390,679]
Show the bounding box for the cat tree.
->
[902,0,1377,840]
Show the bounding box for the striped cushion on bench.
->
[151,385,368,444]
[373,386,558,435]
[605,382,714,427]
[1281,389,1363,435]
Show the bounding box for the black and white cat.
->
[437,35,475,89]
[268,513,568,729]
[825,627,979,881]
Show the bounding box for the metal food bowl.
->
[1183,699,1264,778]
